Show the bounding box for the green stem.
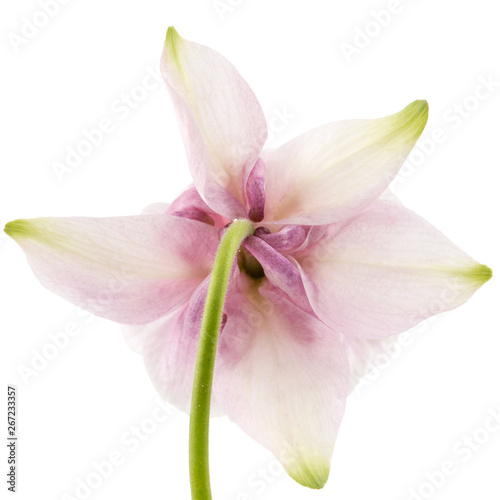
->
[189,219,254,500]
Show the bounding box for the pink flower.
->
[5,28,491,489]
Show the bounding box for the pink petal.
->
[261,101,428,225]
[122,277,225,416]
[167,185,212,214]
[213,274,348,489]
[298,197,492,338]
[5,215,219,324]
[243,236,313,315]
[256,224,308,253]
[161,28,267,218]
[166,185,229,229]
[244,157,266,222]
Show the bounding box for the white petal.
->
[262,101,428,225]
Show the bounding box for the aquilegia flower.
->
[5,27,491,490]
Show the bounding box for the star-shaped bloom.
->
[5,28,491,489]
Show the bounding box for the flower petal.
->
[161,27,267,218]
[244,157,266,222]
[256,224,308,253]
[243,236,313,314]
[214,275,348,489]
[4,215,219,324]
[122,277,225,416]
[261,100,428,225]
[122,306,197,413]
[166,185,229,229]
[298,197,492,338]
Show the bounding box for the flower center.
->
[237,245,265,279]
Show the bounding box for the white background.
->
[1,1,499,499]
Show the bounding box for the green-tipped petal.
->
[165,26,181,52]
[4,215,219,324]
[5,219,46,241]
[384,99,428,146]
[459,263,493,286]
[299,196,492,338]
[213,280,348,490]
[161,27,267,220]
[164,26,183,73]
[261,100,429,225]
[287,457,331,489]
